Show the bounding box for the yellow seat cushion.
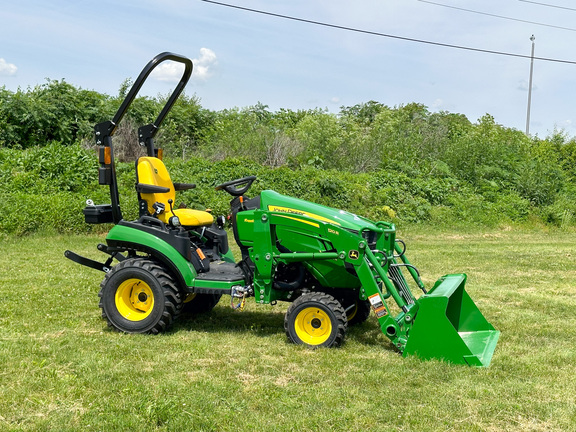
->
[168,208,214,227]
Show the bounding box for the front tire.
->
[99,258,182,334]
[284,292,347,348]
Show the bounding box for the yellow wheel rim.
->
[183,293,197,303]
[115,279,154,321]
[347,302,358,321]
[294,307,332,346]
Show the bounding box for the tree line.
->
[1,79,575,233]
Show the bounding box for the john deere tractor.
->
[66,52,500,366]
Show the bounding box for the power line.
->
[418,0,576,32]
[201,0,576,65]
[518,0,576,12]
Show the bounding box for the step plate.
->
[195,261,245,282]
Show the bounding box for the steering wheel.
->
[214,176,256,196]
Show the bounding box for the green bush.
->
[0,192,91,235]
[1,81,576,232]
[0,147,572,234]
[541,194,576,227]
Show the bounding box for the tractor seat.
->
[136,156,214,227]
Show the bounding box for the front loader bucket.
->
[403,274,499,367]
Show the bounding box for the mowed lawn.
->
[0,228,575,431]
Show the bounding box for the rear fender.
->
[106,224,197,289]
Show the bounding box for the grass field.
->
[0,228,575,431]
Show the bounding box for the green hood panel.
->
[260,190,379,232]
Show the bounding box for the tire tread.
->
[284,292,348,348]
[98,258,182,334]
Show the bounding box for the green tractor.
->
[65,52,500,366]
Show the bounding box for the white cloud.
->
[555,119,574,131]
[517,80,537,92]
[192,48,217,81]
[150,60,186,83]
[431,98,444,110]
[430,98,457,113]
[150,48,217,83]
[0,58,17,76]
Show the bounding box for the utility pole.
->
[525,35,535,136]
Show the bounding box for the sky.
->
[1,0,576,138]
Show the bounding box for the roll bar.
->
[95,52,193,224]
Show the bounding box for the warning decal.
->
[368,293,383,308]
[368,293,388,318]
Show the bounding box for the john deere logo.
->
[349,250,359,260]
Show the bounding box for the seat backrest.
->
[136,157,175,218]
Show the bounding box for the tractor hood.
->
[260,190,379,232]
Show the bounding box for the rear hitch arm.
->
[64,250,113,273]
[64,244,127,272]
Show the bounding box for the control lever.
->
[167,199,181,227]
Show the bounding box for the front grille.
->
[362,230,378,250]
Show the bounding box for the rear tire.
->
[284,292,347,348]
[340,297,371,326]
[99,258,182,334]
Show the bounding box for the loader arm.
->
[244,208,415,350]
[241,203,499,366]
